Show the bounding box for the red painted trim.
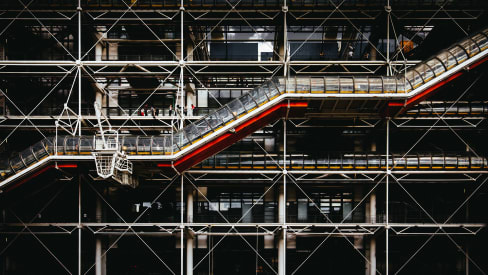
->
[158,101,308,172]
[469,56,488,70]
[5,163,77,192]
[386,71,463,115]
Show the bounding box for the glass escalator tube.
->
[339,77,354,94]
[354,77,369,94]
[426,57,446,76]
[79,136,94,154]
[137,136,152,155]
[369,77,383,94]
[383,77,397,93]
[296,77,311,93]
[311,77,325,94]
[20,147,37,167]
[123,136,137,154]
[9,155,25,173]
[325,76,339,93]
[0,159,13,180]
[264,80,281,100]
[472,32,488,51]
[32,139,49,161]
[448,45,468,64]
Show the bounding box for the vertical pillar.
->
[186,187,194,275]
[370,192,376,224]
[366,191,377,275]
[95,196,106,275]
[385,119,390,275]
[78,176,82,275]
[77,0,82,137]
[278,119,287,275]
[180,175,184,275]
[369,238,376,275]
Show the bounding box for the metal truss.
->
[0,0,487,274]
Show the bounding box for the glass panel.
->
[311,78,324,93]
[325,77,339,93]
[330,155,341,168]
[432,156,444,168]
[445,156,457,168]
[383,77,397,93]
[173,131,189,150]
[286,78,296,93]
[216,106,234,125]
[396,78,406,93]
[10,155,25,172]
[226,99,246,118]
[122,137,137,153]
[65,136,79,154]
[205,112,224,130]
[426,58,446,76]
[416,63,435,83]
[56,136,66,154]
[21,148,36,166]
[355,156,367,168]
[419,156,431,168]
[265,81,280,99]
[239,93,258,112]
[0,159,13,179]
[32,141,48,160]
[43,137,55,155]
[249,86,268,105]
[342,155,353,168]
[459,39,480,57]
[473,33,488,50]
[368,156,380,168]
[436,51,457,70]
[369,77,382,93]
[406,157,418,168]
[354,77,369,93]
[339,77,353,93]
[152,137,165,154]
[449,45,468,64]
[79,136,94,152]
[471,157,483,168]
[296,78,310,93]
[458,156,469,168]
[405,70,423,89]
[184,124,201,144]
[276,78,286,94]
[137,137,152,153]
[194,118,213,137]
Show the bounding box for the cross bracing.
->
[0,0,487,274]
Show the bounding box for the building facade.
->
[0,0,487,274]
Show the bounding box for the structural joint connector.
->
[282,225,287,229]
[282,5,288,12]
[384,5,391,12]
[76,59,82,67]
[77,6,82,11]
[386,169,392,175]
[179,225,185,229]
[179,60,186,67]
[282,169,288,175]
[180,6,185,11]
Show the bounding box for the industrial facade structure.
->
[0,0,487,274]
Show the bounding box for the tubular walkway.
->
[1,27,487,189]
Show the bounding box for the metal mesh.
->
[93,153,117,179]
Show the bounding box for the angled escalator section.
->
[1,27,488,189]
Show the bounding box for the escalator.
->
[0,27,487,189]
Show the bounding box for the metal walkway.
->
[1,27,487,189]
